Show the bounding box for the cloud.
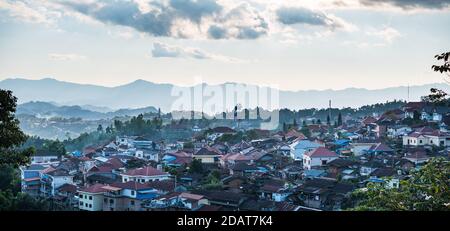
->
[275,6,356,32]
[151,42,246,63]
[367,26,401,43]
[359,0,450,10]
[61,0,268,40]
[48,53,87,61]
[0,0,59,24]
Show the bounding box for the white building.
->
[78,184,116,211]
[289,140,323,161]
[303,147,339,170]
[120,166,170,183]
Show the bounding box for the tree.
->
[256,106,261,120]
[97,124,103,132]
[351,158,450,211]
[338,112,343,126]
[188,159,204,174]
[431,52,450,74]
[0,89,45,211]
[421,88,449,106]
[0,89,34,167]
[125,158,147,169]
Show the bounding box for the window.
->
[80,202,83,206]
[130,200,135,206]
[131,190,135,196]
[110,199,114,204]
[321,160,327,165]
[89,204,92,208]
[104,198,107,203]
[89,196,92,200]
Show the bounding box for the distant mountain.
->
[17,101,157,120]
[2,78,449,111]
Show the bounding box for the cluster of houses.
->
[20,101,450,211]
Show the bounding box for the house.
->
[350,140,381,156]
[162,151,193,167]
[121,166,170,183]
[102,180,175,211]
[326,159,358,179]
[30,150,59,164]
[367,143,394,155]
[303,147,339,170]
[56,183,78,208]
[296,178,353,210]
[220,153,252,168]
[132,137,153,149]
[403,149,430,165]
[135,149,159,161]
[78,184,114,211]
[193,146,222,164]
[421,106,450,122]
[199,191,247,210]
[387,125,412,138]
[40,168,74,197]
[402,127,450,147]
[289,139,324,161]
[145,192,208,211]
[259,180,291,202]
[367,167,400,189]
[229,163,261,176]
[20,164,47,197]
[360,161,384,176]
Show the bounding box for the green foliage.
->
[203,170,222,190]
[0,191,50,211]
[188,159,204,174]
[125,158,147,169]
[183,141,194,149]
[300,126,311,138]
[0,89,34,167]
[351,158,450,211]
[421,88,449,106]
[0,165,20,193]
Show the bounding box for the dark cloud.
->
[207,25,228,39]
[169,0,222,22]
[64,1,173,37]
[62,0,268,40]
[276,7,334,27]
[360,0,450,9]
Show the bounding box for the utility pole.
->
[328,100,332,123]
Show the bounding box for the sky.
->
[0,0,449,91]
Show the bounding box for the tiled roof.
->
[57,183,77,193]
[78,183,112,194]
[211,126,236,133]
[305,147,338,158]
[368,143,393,152]
[123,166,168,177]
[195,146,222,156]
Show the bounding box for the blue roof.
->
[71,151,82,157]
[293,140,322,149]
[367,178,385,183]
[303,169,326,177]
[334,139,350,146]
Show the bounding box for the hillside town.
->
[19,100,450,211]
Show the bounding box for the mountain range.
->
[1,78,449,112]
[16,101,157,120]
